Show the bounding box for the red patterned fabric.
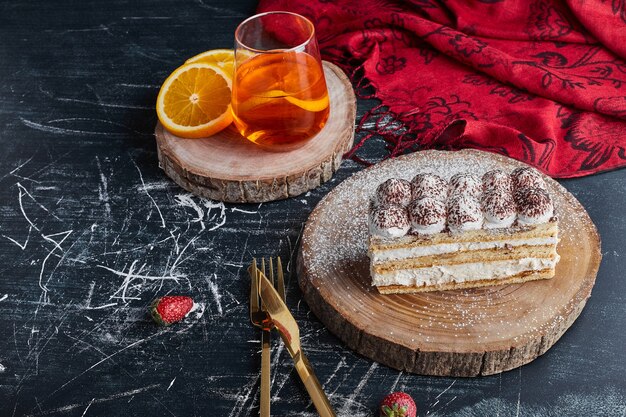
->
[257,0,626,177]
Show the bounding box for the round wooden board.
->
[155,61,356,203]
[297,149,601,377]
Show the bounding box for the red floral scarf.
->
[258,0,626,177]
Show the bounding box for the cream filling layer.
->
[369,237,558,263]
[372,257,559,287]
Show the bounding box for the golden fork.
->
[249,257,286,417]
[255,259,336,417]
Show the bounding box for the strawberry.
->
[150,296,194,326]
[380,392,417,417]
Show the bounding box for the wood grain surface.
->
[155,61,356,203]
[298,150,601,376]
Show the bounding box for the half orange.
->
[185,49,235,78]
[156,62,233,138]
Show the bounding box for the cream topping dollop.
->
[447,195,483,232]
[482,169,513,194]
[375,178,412,207]
[511,167,546,190]
[407,197,447,235]
[369,204,410,238]
[449,173,482,199]
[411,173,448,202]
[515,187,554,225]
[481,190,517,228]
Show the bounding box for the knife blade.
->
[257,272,336,417]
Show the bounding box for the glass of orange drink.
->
[232,11,330,149]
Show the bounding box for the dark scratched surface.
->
[0,1,625,416]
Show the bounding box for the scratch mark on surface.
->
[86,84,112,118]
[13,323,23,366]
[204,199,227,231]
[175,194,206,230]
[167,377,176,391]
[231,207,257,214]
[338,362,378,415]
[173,194,227,231]
[51,24,113,35]
[132,158,166,228]
[322,357,347,392]
[43,230,73,252]
[170,236,198,273]
[11,156,34,173]
[268,341,285,397]
[389,370,403,393]
[20,117,116,136]
[14,183,74,302]
[195,0,247,16]
[0,294,8,302]
[45,335,163,401]
[138,180,173,191]
[126,43,171,62]
[206,273,223,315]
[3,225,32,249]
[56,96,153,110]
[86,302,117,310]
[444,395,457,408]
[45,117,150,136]
[84,282,96,308]
[1,156,33,181]
[80,398,94,417]
[97,261,182,303]
[118,82,161,88]
[228,374,260,417]
[17,182,61,222]
[435,379,456,399]
[95,157,111,216]
[122,16,172,20]
[39,230,73,301]
[33,385,160,416]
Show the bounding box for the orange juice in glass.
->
[232,12,329,149]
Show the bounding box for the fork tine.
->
[261,258,266,286]
[250,258,259,315]
[269,257,275,287]
[260,258,267,309]
[276,257,286,302]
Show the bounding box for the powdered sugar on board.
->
[300,150,600,362]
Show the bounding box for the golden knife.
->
[257,271,336,417]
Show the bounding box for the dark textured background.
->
[0,1,625,416]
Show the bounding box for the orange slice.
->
[237,89,329,114]
[185,49,235,78]
[156,62,233,138]
[285,94,329,112]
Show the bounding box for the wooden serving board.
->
[297,149,601,377]
[155,61,356,203]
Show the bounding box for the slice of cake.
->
[368,167,560,294]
